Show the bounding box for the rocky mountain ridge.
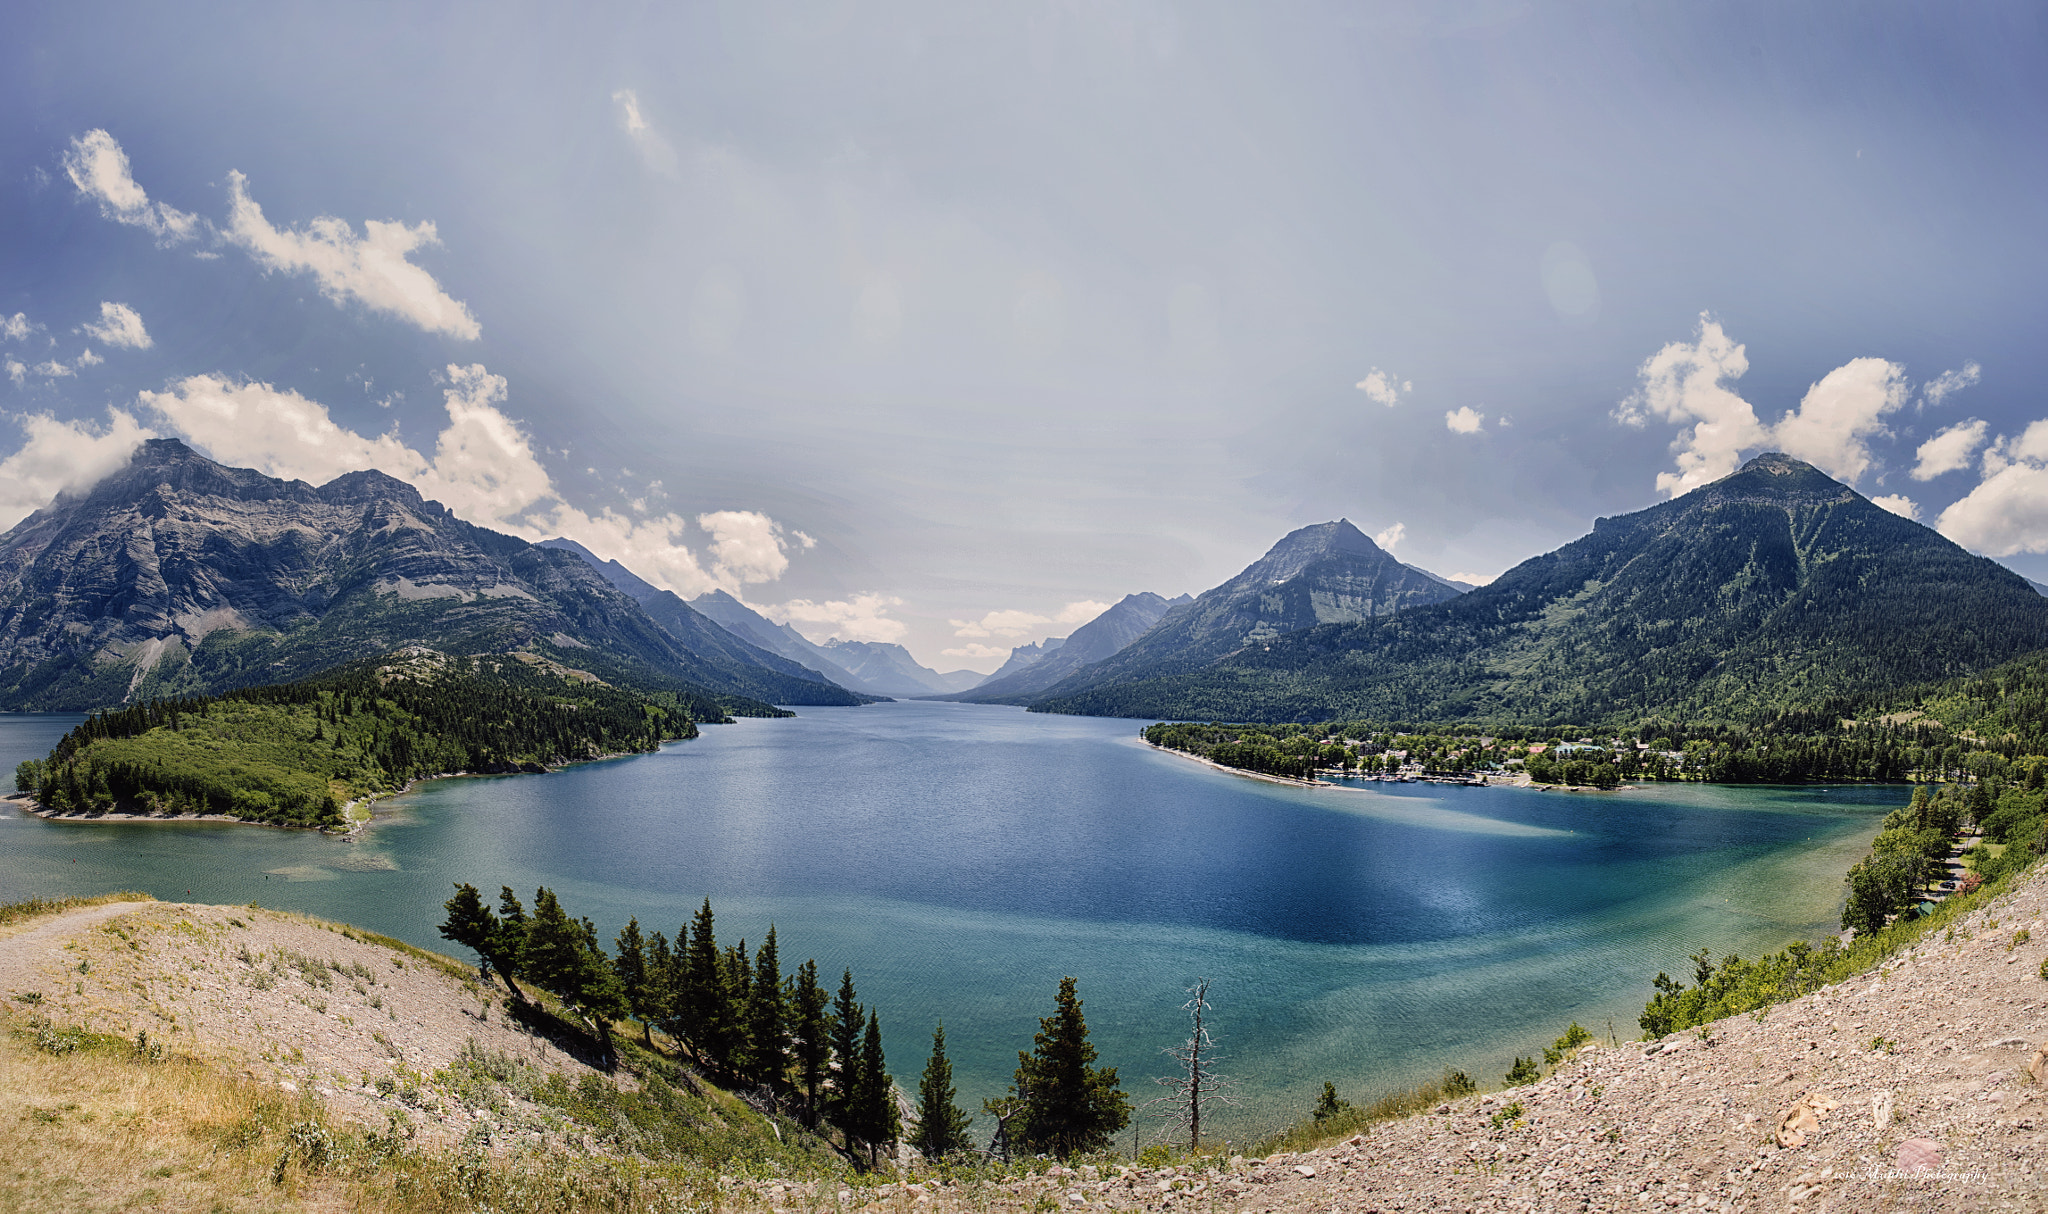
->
[0,440,821,711]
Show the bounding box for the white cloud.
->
[1447,571,1498,585]
[1445,406,1485,435]
[1912,419,1990,481]
[33,359,75,379]
[1935,419,2048,555]
[1622,316,1912,495]
[765,593,908,644]
[62,129,200,245]
[134,363,807,600]
[1770,357,1907,486]
[5,360,23,386]
[83,302,152,350]
[1921,362,1981,408]
[698,510,806,585]
[1373,522,1405,551]
[1355,367,1410,407]
[1617,314,1770,496]
[0,409,154,530]
[1,313,35,341]
[942,643,1011,659]
[74,349,103,368]
[949,600,1111,639]
[1869,494,1920,520]
[612,88,680,178]
[225,170,481,339]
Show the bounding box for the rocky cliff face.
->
[0,439,778,710]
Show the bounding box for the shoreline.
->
[1144,740,1641,793]
[6,741,674,839]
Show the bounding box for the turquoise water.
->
[0,702,1895,1143]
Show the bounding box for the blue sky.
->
[4,2,2046,669]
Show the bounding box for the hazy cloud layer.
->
[765,593,908,644]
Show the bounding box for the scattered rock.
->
[1775,1093,1839,1148]
[1896,1137,1943,1174]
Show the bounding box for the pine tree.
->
[613,917,658,1045]
[646,929,676,1046]
[680,899,721,1059]
[910,1023,973,1159]
[792,959,831,1128]
[439,882,528,1002]
[856,1010,898,1167]
[827,969,864,1138]
[720,939,752,1078]
[522,889,630,1069]
[739,926,785,1088]
[1011,976,1130,1159]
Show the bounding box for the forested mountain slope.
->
[0,440,782,713]
[1023,518,1466,706]
[536,539,864,705]
[1036,454,2048,724]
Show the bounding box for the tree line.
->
[439,885,1135,1166]
[12,651,696,826]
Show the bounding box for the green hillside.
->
[12,649,699,828]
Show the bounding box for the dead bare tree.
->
[1145,978,1240,1152]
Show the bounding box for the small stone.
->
[1292,1165,1316,1179]
[1895,1138,1942,1174]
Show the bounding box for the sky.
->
[4,2,2047,672]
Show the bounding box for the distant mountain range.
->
[1018,518,1468,709]
[1033,454,2048,724]
[944,592,1190,704]
[0,439,854,714]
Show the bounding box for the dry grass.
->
[0,1011,766,1213]
[0,892,153,939]
[1255,1066,1481,1156]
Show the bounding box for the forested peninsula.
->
[11,648,699,829]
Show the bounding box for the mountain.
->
[952,592,1190,704]
[0,438,790,714]
[980,636,1065,684]
[931,668,989,693]
[1034,454,2048,724]
[1022,519,1466,707]
[818,639,975,698]
[537,539,864,706]
[686,590,876,693]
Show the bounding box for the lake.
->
[0,701,1896,1145]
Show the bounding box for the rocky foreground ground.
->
[3,876,2046,1212]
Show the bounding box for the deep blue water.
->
[0,702,1895,1142]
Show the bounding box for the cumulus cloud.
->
[1869,494,1921,521]
[225,170,481,339]
[1770,357,1907,486]
[1355,368,1411,407]
[82,301,152,350]
[698,510,809,585]
[766,594,908,644]
[1373,522,1405,551]
[1934,419,2048,555]
[1912,419,1990,481]
[74,349,103,368]
[62,130,200,244]
[1,313,35,341]
[32,358,77,378]
[0,409,154,530]
[949,600,1111,640]
[1447,571,1498,586]
[4,360,22,386]
[1922,362,1981,408]
[1621,315,1914,495]
[132,363,805,599]
[1616,315,1769,496]
[612,89,680,178]
[1445,406,1485,435]
[942,643,1011,659]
